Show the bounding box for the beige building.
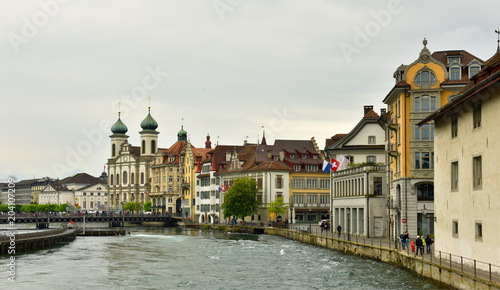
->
[420,51,500,269]
[107,108,158,211]
[150,127,187,215]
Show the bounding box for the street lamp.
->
[308,205,312,233]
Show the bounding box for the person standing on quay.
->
[416,236,424,256]
[400,233,407,250]
[337,225,342,238]
[425,234,433,254]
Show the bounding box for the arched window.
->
[123,171,128,184]
[417,183,434,201]
[141,172,145,184]
[151,140,156,154]
[131,173,134,185]
[116,173,120,185]
[110,174,114,185]
[112,144,116,157]
[414,70,437,87]
[142,140,146,154]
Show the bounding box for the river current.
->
[1,226,442,289]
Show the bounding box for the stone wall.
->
[205,225,499,289]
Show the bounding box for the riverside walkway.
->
[289,225,500,288]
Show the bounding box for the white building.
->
[195,154,221,224]
[75,183,108,212]
[420,51,500,269]
[39,183,73,206]
[325,106,388,237]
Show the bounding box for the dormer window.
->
[302,155,307,159]
[469,66,480,78]
[273,156,278,161]
[290,154,295,159]
[449,66,462,81]
[447,56,461,64]
[313,155,318,159]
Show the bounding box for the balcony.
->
[388,116,398,131]
[387,142,398,158]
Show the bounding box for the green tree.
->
[58,204,68,212]
[266,197,288,221]
[143,201,152,212]
[0,204,8,213]
[124,202,136,213]
[221,177,259,221]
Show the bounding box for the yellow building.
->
[150,128,187,215]
[181,139,211,219]
[382,39,483,238]
[289,170,330,225]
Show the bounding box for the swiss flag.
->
[146,191,149,195]
[221,185,227,192]
[331,158,340,172]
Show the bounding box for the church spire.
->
[261,126,267,145]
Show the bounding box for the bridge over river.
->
[0,214,181,228]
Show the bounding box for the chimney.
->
[364,105,374,116]
[279,151,284,161]
[380,108,386,115]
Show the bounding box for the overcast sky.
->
[1,0,499,181]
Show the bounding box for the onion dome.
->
[140,107,158,131]
[111,112,128,134]
[177,126,187,142]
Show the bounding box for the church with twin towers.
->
[106,105,208,215]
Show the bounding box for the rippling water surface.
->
[1,226,442,289]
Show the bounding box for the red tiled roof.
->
[364,109,379,118]
[432,50,484,82]
[419,51,500,126]
[395,80,410,87]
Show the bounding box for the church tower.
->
[140,106,159,156]
[110,111,128,158]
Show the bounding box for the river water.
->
[1,226,442,289]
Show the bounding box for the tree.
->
[221,177,259,221]
[266,197,288,221]
[58,204,68,212]
[143,201,152,212]
[124,202,137,213]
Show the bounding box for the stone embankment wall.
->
[200,224,499,290]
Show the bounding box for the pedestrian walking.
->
[425,234,433,254]
[337,225,342,238]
